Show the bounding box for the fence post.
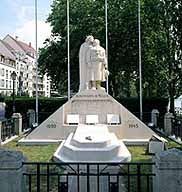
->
[0,102,6,120]
[153,148,182,192]
[0,121,2,145]
[12,113,22,135]
[164,112,174,135]
[0,149,26,192]
[151,109,159,128]
[27,109,35,128]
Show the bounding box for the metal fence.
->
[172,116,182,138]
[1,118,15,142]
[23,162,155,192]
[22,114,30,132]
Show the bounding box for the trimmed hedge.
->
[5,97,67,118]
[116,97,168,124]
[116,97,168,115]
[5,97,168,120]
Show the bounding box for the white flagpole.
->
[138,0,143,120]
[35,0,39,124]
[105,0,109,94]
[67,0,71,100]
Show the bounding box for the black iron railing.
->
[172,116,182,138]
[23,162,155,192]
[1,118,15,142]
[22,114,30,132]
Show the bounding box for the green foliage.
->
[116,97,168,114]
[5,97,67,118]
[0,96,5,102]
[38,0,182,104]
[5,97,168,122]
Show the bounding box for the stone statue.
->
[79,36,109,91]
[79,35,94,91]
[86,39,109,90]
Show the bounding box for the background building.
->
[0,35,50,97]
[0,39,16,96]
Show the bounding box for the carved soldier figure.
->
[79,36,109,91]
[86,39,109,90]
[79,35,94,91]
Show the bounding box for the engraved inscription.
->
[46,120,57,128]
[75,94,108,98]
[129,124,138,128]
[46,124,56,129]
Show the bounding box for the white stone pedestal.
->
[54,124,131,162]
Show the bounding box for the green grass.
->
[128,146,152,162]
[0,137,59,161]
[1,136,181,162]
[165,140,182,150]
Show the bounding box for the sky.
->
[0,0,53,48]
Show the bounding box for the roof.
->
[0,40,16,61]
[3,35,35,58]
[17,40,35,57]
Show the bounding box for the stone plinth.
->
[151,109,159,128]
[12,113,22,135]
[153,148,182,192]
[0,149,25,192]
[54,124,131,162]
[164,113,174,135]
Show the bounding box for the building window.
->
[0,68,4,76]
[0,79,5,87]
[6,70,8,79]
[0,55,5,63]
[6,80,8,88]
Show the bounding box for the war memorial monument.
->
[19,36,158,162]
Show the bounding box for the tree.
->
[38,0,182,107]
[38,0,140,96]
[160,0,182,113]
[141,0,169,97]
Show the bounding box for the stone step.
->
[71,133,118,148]
[60,134,123,161]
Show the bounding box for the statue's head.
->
[85,35,94,44]
[93,39,100,46]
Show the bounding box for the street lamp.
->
[11,71,17,113]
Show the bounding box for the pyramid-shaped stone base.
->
[19,90,157,145]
